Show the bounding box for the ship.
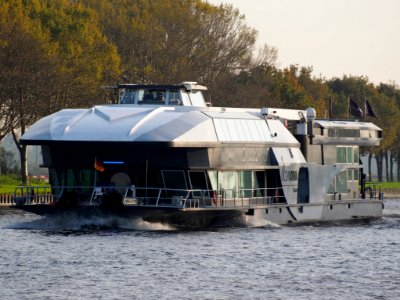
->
[15,81,383,227]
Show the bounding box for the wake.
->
[9,212,175,231]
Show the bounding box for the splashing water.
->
[8,212,175,232]
[244,214,281,228]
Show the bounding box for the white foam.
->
[244,214,281,228]
[10,213,175,231]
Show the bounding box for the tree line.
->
[0,0,399,183]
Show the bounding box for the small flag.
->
[365,100,377,118]
[94,158,105,172]
[349,98,363,118]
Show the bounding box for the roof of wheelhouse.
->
[20,105,299,146]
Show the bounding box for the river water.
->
[0,200,399,300]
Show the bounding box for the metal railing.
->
[10,185,287,209]
[121,186,286,209]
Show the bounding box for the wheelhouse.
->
[118,81,208,107]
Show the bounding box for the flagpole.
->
[348,96,350,119]
[364,98,366,122]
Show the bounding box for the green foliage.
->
[367,181,400,189]
[0,174,47,193]
[0,174,21,193]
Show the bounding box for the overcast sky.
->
[208,0,400,85]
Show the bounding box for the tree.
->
[83,0,257,103]
[0,0,120,184]
[0,0,59,183]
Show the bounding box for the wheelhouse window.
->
[120,88,183,105]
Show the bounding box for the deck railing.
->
[7,185,286,208]
[2,183,385,208]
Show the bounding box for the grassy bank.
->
[0,174,48,194]
[366,182,400,189]
[0,174,21,194]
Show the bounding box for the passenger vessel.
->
[16,82,383,227]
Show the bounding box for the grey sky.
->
[208,0,399,85]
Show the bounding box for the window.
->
[337,146,359,164]
[337,171,348,192]
[208,171,218,190]
[189,171,210,197]
[120,90,135,104]
[354,169,359,181]
[347,169,353,181]
[347,147,352,163]
[337,147,347,163]
[167,90,181,105]
[353,146,359,163]
[239,171,252,198]
[162,170,187,189]
[223,172,237,199]
[328,129,360,137]
[328,171,348,194]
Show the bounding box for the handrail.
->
[13,185,287,208]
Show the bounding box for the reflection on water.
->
[0,199,399,300]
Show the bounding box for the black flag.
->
[349,98,363,117]
[365,100,377,118]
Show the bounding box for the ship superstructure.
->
[17,82,383,227]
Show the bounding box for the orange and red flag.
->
[94,158,105,172]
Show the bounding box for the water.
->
[1,201,399,300]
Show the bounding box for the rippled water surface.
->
[1,200,399,300]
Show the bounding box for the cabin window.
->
[354,169,359,181]
[189,171,210,197]
[336,171,347,193]
[361,129,379,138]
[239,171,252,198]
[161,170,187,189]
[327,181,335,194]
[207,171,219,191]
[328,129,360,137]
[327,171,348,194]
[347,170,353,181]
[223,172,238,199]
[254,171,266,197]
[353,146,359,163]
[347,147,352,163]
[337,146,358,164]
[54,169,94,193]
[337,147,347,163]
[207,170,267,199]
